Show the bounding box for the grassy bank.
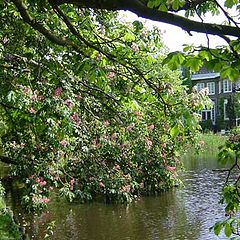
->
[0,182,22,240]
[197,133,226,155]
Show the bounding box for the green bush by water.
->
[0,182,22,240]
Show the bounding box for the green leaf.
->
[158,4,168,12]
[147,1,155,8]
[224,223,232,237]
[213,222,223,236]
[170,124,180,138]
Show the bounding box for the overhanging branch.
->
[50,0,240,38]
[0,156,17,165]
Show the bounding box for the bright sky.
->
[121,11,228,52]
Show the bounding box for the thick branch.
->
[50,0,240,38]
[0,156,17,165]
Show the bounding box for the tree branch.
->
[0,156,17,165]
[50,0,240,38]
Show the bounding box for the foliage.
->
[0,182,22,240]
[227,93,240,128]
[0,1,211,211]
[210,128,240,239]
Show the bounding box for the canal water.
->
[7,153,229,240]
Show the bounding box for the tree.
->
[0,1,211,211]
[0,1,238,237]
[8,0,240,80]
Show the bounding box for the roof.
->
[191,72,220,80]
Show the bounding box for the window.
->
[207,82,215,95]
[224,99,229,120]
[196,83,205,92]
[200,100,215,124]
[223,79,232,93]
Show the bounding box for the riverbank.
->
[0,182,22,240]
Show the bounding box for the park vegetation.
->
[0,0,239,238]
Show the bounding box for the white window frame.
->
[211,101,215,124]
[223,79,232,93]
[218,81,221,94]
[207,82,215,95]
[196,83,205,92]
[200,100,215,124]
[224,99,229,120]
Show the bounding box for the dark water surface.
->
[8,154,229,240]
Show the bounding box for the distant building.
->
[191,68,240,130]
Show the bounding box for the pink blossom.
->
[99,181,105,188]
[107,71,115,79]
[42,197,50,203]
[28,107,37,114]
[54,87,63,97]
[134,111,143,119]
[166,166,176,171]
[48,186,54,191]
[111,133,117,141]
[126,123,134,131]
[139,182,144,188]
[92,138,101,148]
[64,99,74,108]
[23,87,31,94]
[70,178,75,185]
[148,124,155,130]
[121,185,131,193]
[131,42,139,52]
[76,94,81,100]
[199,140,205,145]
[60,139,68,147]
[145,137,153,150]
[103,120,110,127]
[39,180,47,187]
[162,143,167,148]
[32,196,38,203]
[70,112,80,125]
[114,164,121,170]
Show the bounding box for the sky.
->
[120,11,228,52]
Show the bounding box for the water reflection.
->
[9,155,230,240]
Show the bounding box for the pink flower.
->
[121,185,131,193]
[28,107,37,114]
[64,99,74,108]
[199,140,205,145]
[23,87,31,94]
[107,71,115,79]
[145,137,153,150]
[148,124,155,130]
[70,112,80,125]
[131,42,139,52]
[48,186,54,191]
[134,111,143,119]
[70,178,75,185]
[166,166,176,171]
[114,164,121,170]
[54,87,63,97]
[103,120,110,126]
[126,123,134,131]
[99,181,105,188]
[39,180,47,187]
[42,197,50,203]
[60,139,68,147]
[76,94,81,100]
[111,133,117,141]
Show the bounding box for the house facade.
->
[191,68,240,130]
